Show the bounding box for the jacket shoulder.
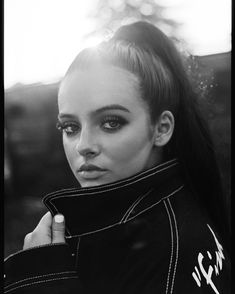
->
[4,243,82,293]
[166,188,231,293]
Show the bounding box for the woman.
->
[4,21,230,293]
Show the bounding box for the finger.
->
[23,233,32,250]
[35,211,52,230]
[52,214,65,244]
[23,212,53,250]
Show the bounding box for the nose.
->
[75,128,100,158]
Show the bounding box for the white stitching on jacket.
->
[48,162,178,200]
[4,243,69,263]
[164,200,174,294]
[75,237,81,268]
[44,159,178,197]
[4,271,77,289]
[4,276,79,293]
[167,198,179,294]
[64,223,121,238]
[45,161,179,238]
[120,189,153,223]
[126,186,184,223]
[64,185,184,238]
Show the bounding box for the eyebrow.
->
[93,104,130,114]
[58,113,77,120]
[58,104,130,119]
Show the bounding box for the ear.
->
[153,111,174,147]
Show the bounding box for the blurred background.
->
[4,0,231,257]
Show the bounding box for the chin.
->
[78,176,118,188]
[80,181,102,188]
[78,178,109,188]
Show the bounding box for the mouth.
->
[77,164,107,180]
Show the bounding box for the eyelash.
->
[56,116,127,136]
[100,116,127,132]
[56,121,80,136]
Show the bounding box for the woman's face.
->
[58,65,161,187]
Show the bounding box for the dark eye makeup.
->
[100,115,128,132]
[56,114,128,135]
[56,121,80,135]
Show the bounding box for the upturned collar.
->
[43,158,184,238]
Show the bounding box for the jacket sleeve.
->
[4,243,83,293]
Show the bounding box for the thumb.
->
[52,214,66,243]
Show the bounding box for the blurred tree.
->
[5,82,78,200]
[86,0,181,42]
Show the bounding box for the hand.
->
[23,212,66,250]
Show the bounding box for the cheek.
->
[104,126,154,163]
[63,138,75,164]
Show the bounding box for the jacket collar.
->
[43,158,184,238]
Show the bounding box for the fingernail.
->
[55,214,64,223]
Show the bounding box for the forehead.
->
[58,65,145,113]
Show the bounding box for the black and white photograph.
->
[4,0,231,293]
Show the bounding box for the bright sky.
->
[4,0,231,89]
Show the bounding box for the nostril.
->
[75,130,99,157]
[77,147,99,158]
[85,150,97,157]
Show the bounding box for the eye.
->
[56,121,80,136]
[101,116,127,132]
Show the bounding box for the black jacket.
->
[4,159,230,293]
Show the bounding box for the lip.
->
[77,164,107,180]
[78,164,107,172]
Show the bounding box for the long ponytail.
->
[112,21,230,252]
[63,21,230,252]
